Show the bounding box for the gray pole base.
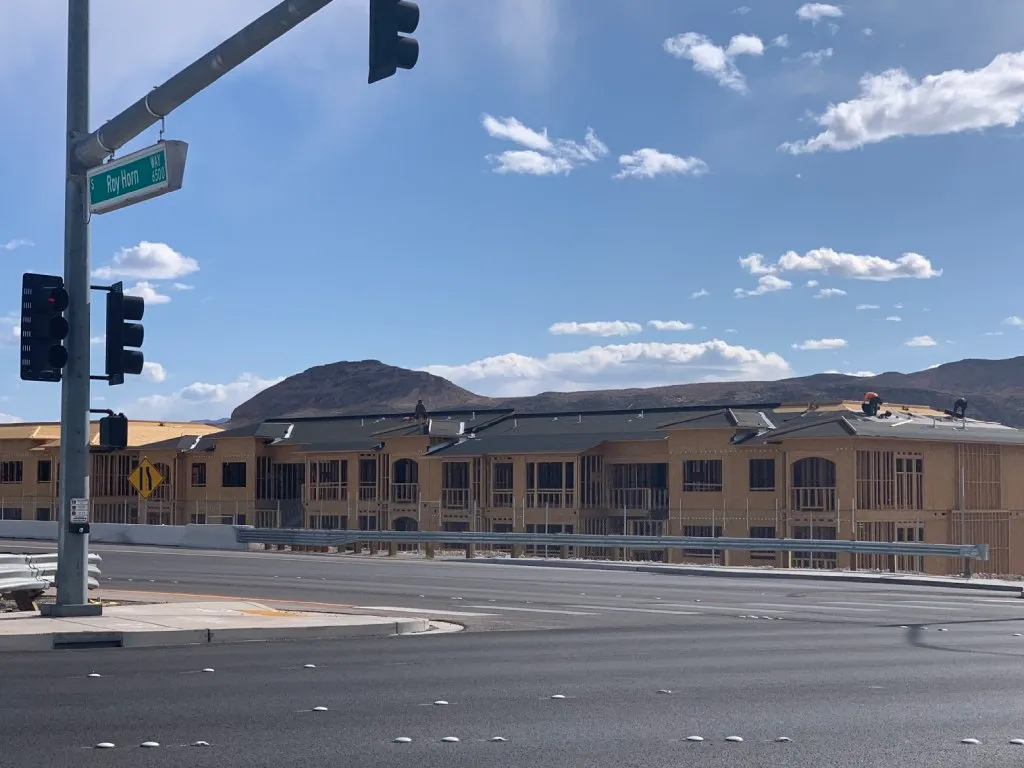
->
[40,602,103,618]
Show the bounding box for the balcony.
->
[358,483,378,502]
[607,487,669,511]
[525,490,575,509]
[442,488,470,510]
[791,487,836,512]
[490,491,514,508]
[391,483,419,505]
[309,484,347,502]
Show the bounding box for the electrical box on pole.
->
[20,273,70,383]
[104,281,145,386]
[368,0,420,84]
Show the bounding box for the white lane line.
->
[746,602,886,613]
[466,605,598,616]
[823,601,970,612]
[657,603,792,614]
[357,606,497,617]
[889,599,1023,609]
[567,605,699,616]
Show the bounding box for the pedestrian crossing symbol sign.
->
[129,457,164,499]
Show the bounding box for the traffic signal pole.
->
[45,0,94,616]
[47,0,417,616]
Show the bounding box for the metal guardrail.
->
[234,527,989,561]
[0,553,102,600]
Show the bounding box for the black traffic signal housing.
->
[368,0,420,84]
[104,281,145,386]
[99,412,129,450]
[19,273,69,383]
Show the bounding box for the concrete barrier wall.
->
[0,520,247,551]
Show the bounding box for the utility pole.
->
[44,0,419,616]
[42,0,95,617]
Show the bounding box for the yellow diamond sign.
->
[129,457,164,499]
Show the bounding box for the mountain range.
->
[226,356,1024,428]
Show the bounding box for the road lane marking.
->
[567,605,699,616]
[657,603,793,613]
[466,605,598,616]
[823,601,970,612]
[358,606,497,617]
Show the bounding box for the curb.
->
[0,617,430,652]
[463,557,1024,595]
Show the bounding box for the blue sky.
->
[1,0,1023,423]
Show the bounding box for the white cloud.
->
[614,149,708,179]
[548,321,642,337]
[90,335,105,345]
[172,283,194,291]
[814,288,847,299]
[724,328,738,334]
[142,361,167,383]
[806,279,819,287]
[732,6,751,15]
[740,248,941,281]
[124,281,171,305]
[780,51,1024,155]
[856,303,880,310]
[482,114,608,176]
[797,48,834,66]
[1003,315,1023,327]
[797,3,844,23]
[862,27,874,36]
[905,335,938,347]
[771,34,790,48]
[663,32,765,93]
[985,331,1004,337]
[734,275,793,297]
[420,340,792,397]
[133,373,285,420]
[824,369,877,377]
[893,302,904,309]
[0,313,18,346]
[0,413,23,424]
[1,238,32,251]
[691,288,710,299]
[92,241,199,281]
[886,315,902,322]
[792,338,848,350]
[647,320,695,332]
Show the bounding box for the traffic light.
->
[368,0,420,84]
[99,412,128,450]
[19,273,69,383]
[104,281,144,386]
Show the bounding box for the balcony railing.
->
[442,488,470,510]
[791,487,836,512]
[525,490,575,509]
[607,487,669,511]
[358,483,378,502]
[490,491,514,508]
[308,484,347,502]
[391,483,419,504]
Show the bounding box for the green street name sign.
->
[87,140,189,215]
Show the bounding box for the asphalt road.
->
[4,540,1024,633]
[4,618,1024,767]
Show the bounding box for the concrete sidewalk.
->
[0,600,433,651]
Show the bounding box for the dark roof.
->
[134,435,207,451]
[159,402,1024,456]
[658,408,775,431]
[430,432,665,458]
[745,411,1024,445]
[464,407,741,438]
